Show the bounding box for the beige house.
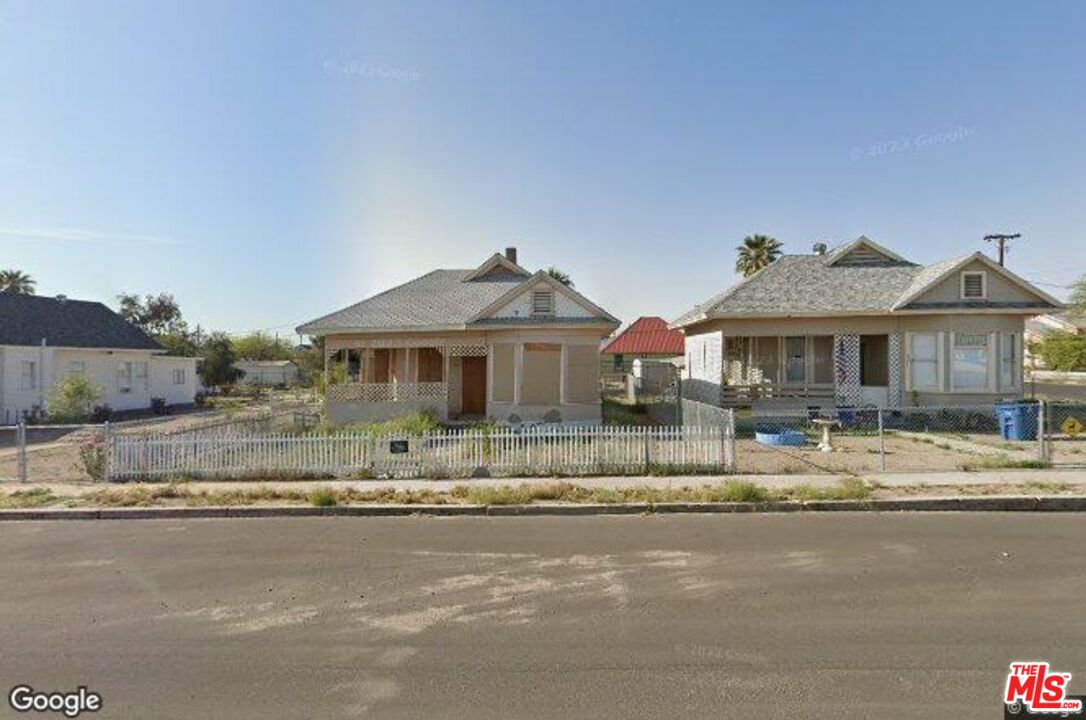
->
[672,237,1064,410]
[297,249,619,425]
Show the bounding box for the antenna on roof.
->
[984,232,1020,267]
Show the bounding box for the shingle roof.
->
[297,270,526,331]
[673,243,1059,327]
[297,263,618,334]
[0,294,162,350]
[602,316,684,355]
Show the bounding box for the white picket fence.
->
[108,424,736,481]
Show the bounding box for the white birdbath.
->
[810,418,840,452]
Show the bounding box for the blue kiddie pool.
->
[755,427,807,446]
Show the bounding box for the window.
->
[20,360,37,390]
[1000,333,1018,389]
[951,333,990,391]
[612,354,624,371]
[907,333,940,391]
[117,361,133,393]
[135,361,149,390]
[531,289,554,315]
[173,368,187,385]
[960,271,987,299]
[784,337,806,383]
[68,361,86,377]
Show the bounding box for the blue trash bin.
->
[995,402,1039,441]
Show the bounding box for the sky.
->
[2,0,1084,339]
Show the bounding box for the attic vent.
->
[833,245,894,266]
[531,289,554,315]
[961,271,987,299]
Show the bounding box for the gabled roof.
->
[672,238,1063,328]
[297,254,618,334]
[825,236,908,266]
[601,317,684,355]
[0,293,163,350]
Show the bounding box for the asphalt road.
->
[2,515,1085,719]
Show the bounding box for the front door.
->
[461,356,487,416]
[859,334,889,406]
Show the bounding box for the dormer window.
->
[532,288,555,315]
[960,271,987,299]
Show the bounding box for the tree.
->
[117,292,200,356]
[546,267,574,287]
[1035,332,1086,372]
[46,375,102,422]
[735,234,783,277]
[199,333,243,388]
[117,292,185,335]
[232,331,293,361]
[0,269,36,294]
[1070,274,1086,318]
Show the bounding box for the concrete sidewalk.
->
[3,467,1085,498]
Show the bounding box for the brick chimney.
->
[505,247,518,265]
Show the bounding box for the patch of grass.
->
[308,488,338,507]
[340,411,444,437]
[0,488,58,508]
[1020,480,1072,494]
[959,457,1052,471]
[781,478,872,501]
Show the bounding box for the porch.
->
[323,341,488,424]
[321,335,605,425]
[720,334,899,411]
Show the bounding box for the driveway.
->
[2,514,1084,718]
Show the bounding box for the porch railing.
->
[326,381,448,404]
[721,383,835,404]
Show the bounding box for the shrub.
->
[79,436,108,482]
[46,375,102,423]
[151,397,167,415]
[91,404,113,423]
[1034,332,1086,372]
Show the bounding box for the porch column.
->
[513,342,524,406]
[485,344,493,403]
[559,344,568,405]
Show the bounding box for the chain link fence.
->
[678,396,1082,474]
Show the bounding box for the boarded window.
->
[532,289,554,315]
[491,344,515,402]
[784,336,806,383]
[566,345,598,403]
[417,348,444,382]
[522,344,560,405]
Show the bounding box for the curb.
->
[2,495,1086,521]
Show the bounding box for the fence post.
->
[877,409,886,472]
[1037,399,1047,463]
[16,420,27,483]
[103,421,114,483]
[726,408,737,473]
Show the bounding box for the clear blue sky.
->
[2,0,1083,338]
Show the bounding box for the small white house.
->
[235,359,302,386]
[0,293,198,423]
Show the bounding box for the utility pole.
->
[984,232,1021,266]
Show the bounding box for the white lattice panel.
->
[326,382,447,404]
[887,333,902,407]
[834,334,862,406]
[443,345,487,357]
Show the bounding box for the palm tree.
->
[546,267,574,288]
[734,235,782,277]
[0,269,36,294]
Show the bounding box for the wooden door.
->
[461,356,487,415]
